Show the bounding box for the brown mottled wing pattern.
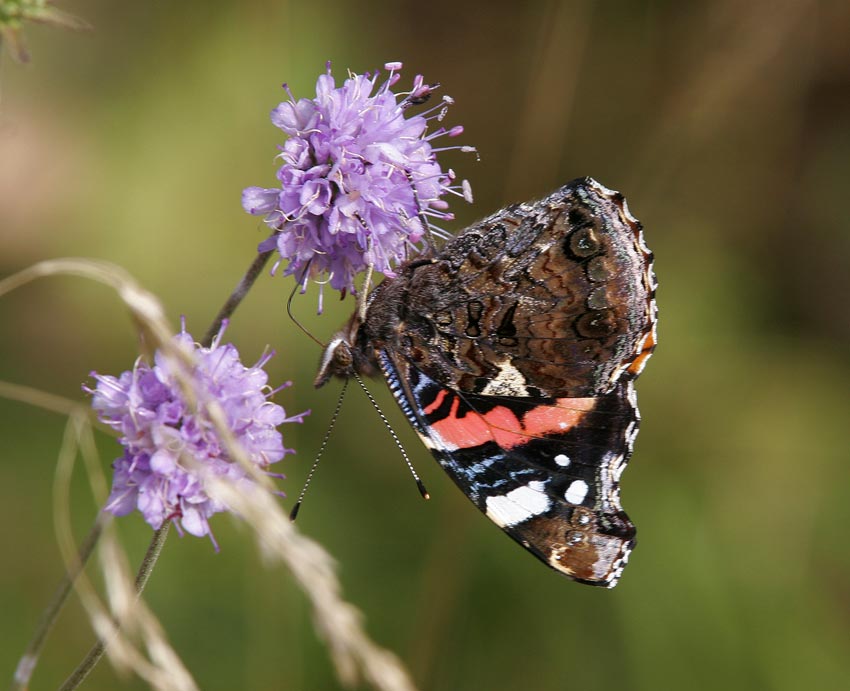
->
[365,177,656,399]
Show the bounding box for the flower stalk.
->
[11,512,108,691]
[9,253,306,689]
[201,238,276,347]
[57,523,171,691]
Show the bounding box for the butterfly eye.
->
[314,337,354,388]
[332,342,353,369]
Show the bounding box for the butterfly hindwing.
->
[380,352,639,587]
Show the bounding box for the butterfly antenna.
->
[286,268,325,348]
[290,379,348,521]
[354,374,430,500]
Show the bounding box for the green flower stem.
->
[11,511,108,691]
[13,243,274,689]
[54,242,275,685]
[201,242,276,348]
[57,522,171,691]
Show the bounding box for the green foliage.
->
[2,1,849,689]
[0,0,87,62]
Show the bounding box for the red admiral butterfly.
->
[315,177,657,587]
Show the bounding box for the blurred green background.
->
[2,0,849,689]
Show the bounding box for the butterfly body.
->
[316,177,657,587]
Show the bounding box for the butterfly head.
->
[314,312,379,388]
[314,335,354,388]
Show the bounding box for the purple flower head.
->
[243,61,475,307]
[85,321,309,545]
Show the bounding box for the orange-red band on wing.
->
[428,395,597,451]
[627,329,656,376]
[525,398,597,436]
[422,388,449,416]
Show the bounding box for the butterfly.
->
[315,177,657,587]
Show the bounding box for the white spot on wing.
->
[554,453,571,467]
[565,480,588,505]
[485,480,550,527]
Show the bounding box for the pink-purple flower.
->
[85,322,308,544]
[242,61,474,306]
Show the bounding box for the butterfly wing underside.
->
[380,352,640,587]
[358,178,657,587]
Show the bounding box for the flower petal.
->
[242,186,280,215]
